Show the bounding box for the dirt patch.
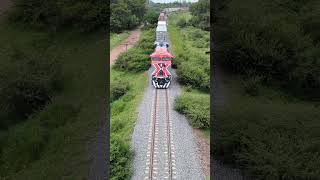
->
[193,128,210,177]
[110,28,141,65]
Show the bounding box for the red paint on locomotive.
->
[150,47,174,77]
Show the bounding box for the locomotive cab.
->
[150,48,174,89]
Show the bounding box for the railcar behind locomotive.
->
[155,23,168,47]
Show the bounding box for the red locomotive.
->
[150,11,173,89]
[150,47,174,88]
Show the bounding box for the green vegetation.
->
[174,90,210,128]
[114,48,150,72]
[144,9,160,27]
[110,70,147,180]
[0,44,62,128]
[168,12,210,92]
[189,0,210,31]
[111,80,130,103]
[113,29,155,72]
[9,0,108,32]
[214,0,320,100]
[147,1,191,10]
[213,0,320,178]
[111,32,130,49]
[1,0,149,178]
[111,0,146,33]
[214,74,320,179]
[0,22,107,179]
[168,10,210,139]
[110,29,153,179]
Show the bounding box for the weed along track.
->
[145,89,176,180]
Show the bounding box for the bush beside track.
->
[113,29,155,73]
[168,12,210,93]
[168,12,210,131]
[174,90,210,129]
[110,29,154,179]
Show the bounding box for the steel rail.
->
[148,89,158,179]
[165,89,173,180]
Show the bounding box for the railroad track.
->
[145,89,176,180]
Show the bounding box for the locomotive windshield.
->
[152,57,161,61]
[151,57,171,61]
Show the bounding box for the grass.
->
[174,89,210,129]
[203,129,210,142]
[168,12,209,57]
[214,72,320,179]
[110,29,151,179]
[110,70,147,180]
[168,12,210,92]
[110,32,130,49]
[0,22,107,179]
[168,11,210,134]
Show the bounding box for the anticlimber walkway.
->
[110,27,142,65]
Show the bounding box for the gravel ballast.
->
[131,72,204,179]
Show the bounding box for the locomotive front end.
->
[150,48,174,89]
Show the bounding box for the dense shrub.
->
[215,97,320,179]
[242,75,262,96]
[189,0,210,31]
[9,0,109,32]
[189,29,205,40]
[176,18,187,28]
[110,135,132,180]
[0,103,79,176]
[174,91,210,128]
[110,0,146,32]
[144,9,159,25]
[214,0,320,100]
[0,121,47,176]
[301,1,320,43]
[168,14,210,92]
[0,47,62,127]
[37,104,79,129]
[113,49,150,72]
[187,29,210,48]
[136,30,156,54]
[177,60,210,92]
[111,80,130,102]
[173,53,188,69]
[193,38,209,48]
[111,2,138,33]
[114,29,154,72]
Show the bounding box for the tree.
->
[144,9,159,25]
[189,0,210,31]
[110,0,146,32]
